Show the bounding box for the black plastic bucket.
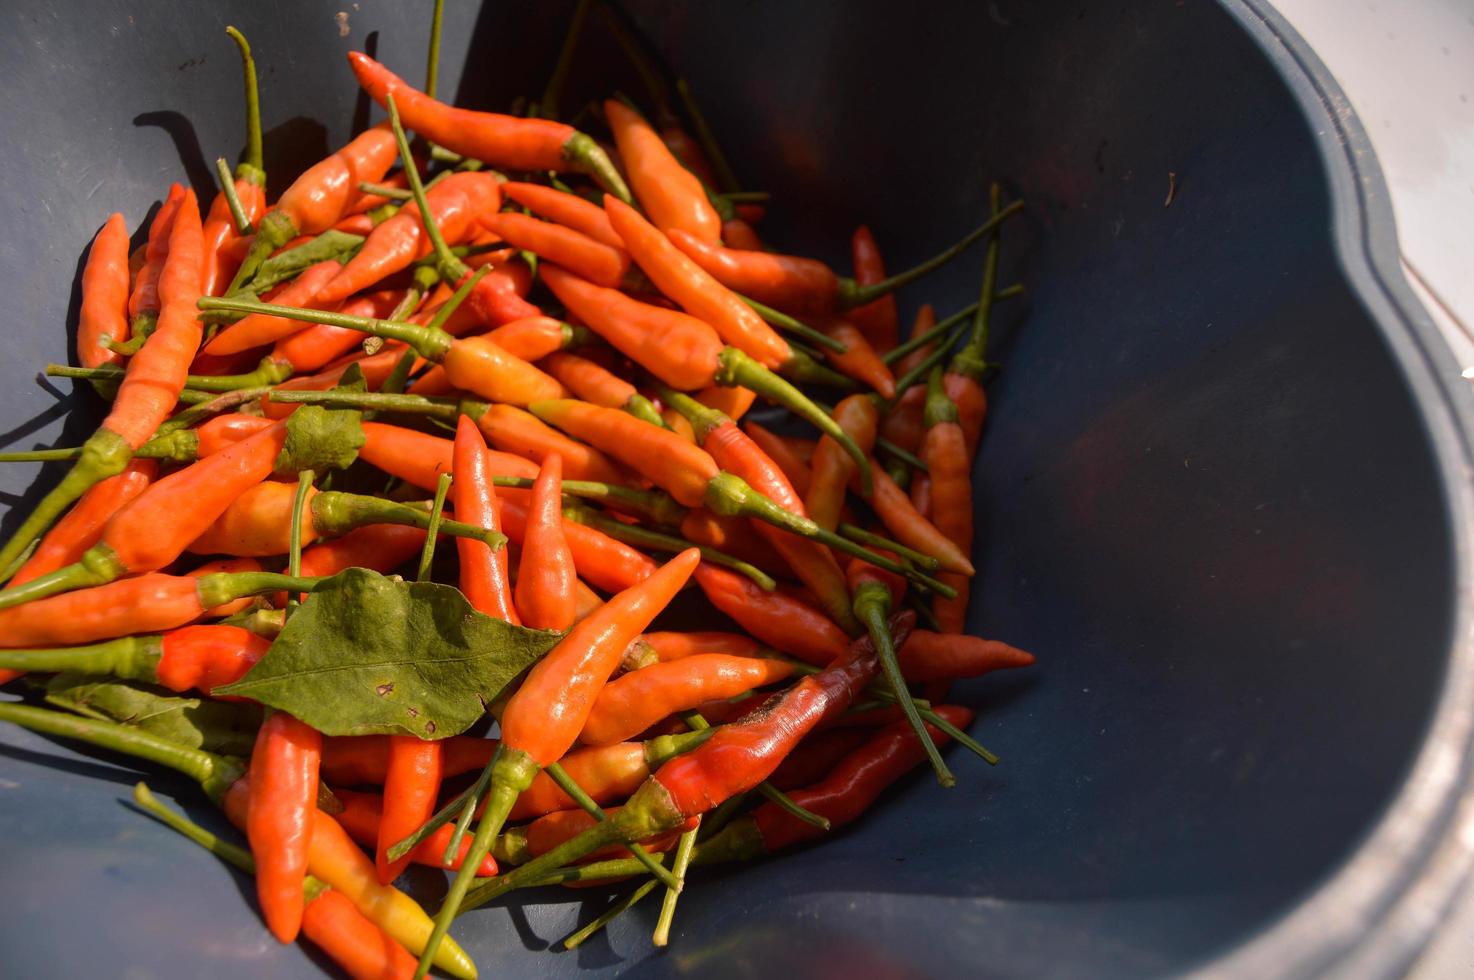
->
[1,2,1472,977]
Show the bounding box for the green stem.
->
[538,0,590,120]
[0,543,126,611]
[195,570,329,611]
[836,199,1023,310]
[701,473,956,598]
[416,473,453,581]
[838,523,941,571]
[952,184,1007,382]
[437,767,491,865]
[133,781,256,875]
[876,436,928,474]
[854,581,953,787]
[905,588,942,632]
[0,702,244,802]
[653,821,698,946]
[738,295,846,353]
[562,877,662,950]
[224,26,264,179]
[226,209,298,295]
[891,324,968,404]
[779,347,860,392]
[883,302,980,366]
[247,230,365,294]
[47,356,292,393]
[424,0,444,98]
[0,635,162,681]
[358,181,413,201]
[385,780,472,864]
[214,157,253,234]
[716,347,871,494]
[197,297,453,361]
[286,470,314,616]
[0,429,132,583]
[675,78,741,194]
[387,92,471,287]
[545,761,681,889]
[559,131,633,204]
[312,492,505,551]
[154,386,278,438]
[564,504,775,591]
[624,393,667,428]
[492,476,684,527]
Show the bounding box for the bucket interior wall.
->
[0,1,1457,977]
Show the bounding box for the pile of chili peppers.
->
[0,6,1036,977]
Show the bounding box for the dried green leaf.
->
[44,674,262,757]
[215,568,562,738]
[275,364,368,474]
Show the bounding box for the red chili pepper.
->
[247,711,321,943]
[695,384,756,422]
[604,99,721,243]
[900,629,1036,682]
[847,226,900,352]
[298,524,428,581]
[508,729,711,822]
[318,172,502,303]
[604,195,788,369]
[721,218,763,250]
[766,728,871,791]
[820,319,895,398]
[481,211,629,288]
[919,368,973,631]
[347,52,629,200]
[693,563,849,667]
[807,395,879,532]
[519,805,692,864]
[321,734,496,785]
[514,454,576,632]
[201,27,268,297]
[497,495,658,594]
[452,415,517,624]
[880,305,937,454]
[378,737,442,883]
[300,887,419,980]
[155,624,272,693]
[263,349,406,418]
[500,181,624,249]
[77,213,132,368]
[332,789,496,878]
[579,654,796,746]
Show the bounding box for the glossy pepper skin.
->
[514,454,576,632]
[453,415,517,624]
[378,737,443,883]
[500,181,623,249]
[300,888,419,980]
[333,788,497,878]
[693,563,849,667]
[578,654,795,746]
[481,211,629,289]
[806,395,879,532]
[77,213,132,368]
[603,99,721,243]
[247,711,321,943]
[6,459,157,587]
[347,51,628,201]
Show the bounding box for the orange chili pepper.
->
[348,52,628,200]
[247,711,321,943]
[847,225,900,352]
[580,654,795,747]
[498,495,657,594]
[453,415,517,624]
[262,349,405,418]
[474,402,627,484]
[301,887,419,980]
[604,99,721,242]
[721,218,763,250]
[880,304,937,454]
[128,183,185,328]
[693,563,848,667]
[636,631,760,665]
[696,384,756,422]
[604,196,788,368]
[378,737,442,884]
[743,421,812,497]
[481,211,629,288]
[862,461,975,576]
[318,172,503,303]
[7,459,156,587]
[820,319,895,398]
[514,454,576,632]
[205,260,344,356]
[806,395,880,532]
[407,315,579,397]
[920,368,972,631]
[273,288,408,373]
[333,789,497,878]
[500,181,624,249]
[77,213,132,368]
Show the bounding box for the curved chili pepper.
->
[378,736,443,883]
[6,459,156,587]
[693,563,848,667]
[742,421,812,497]
[862,460,975,576]
[460,619,888,909]
[541,351,661,425]
[422,549,701,970]
[201,27,268,297]
[407,315,583,397]
[919,368,972,632]
[820,319,895,397]
[604,196,789,369]
[579,654,796,747]
[498,495,657,594]
[517,805,692,864]
[247,711,321,942]
[481,211,629,288]
[668,201,1021,314]
[221,781,478,978]
[721,217,763,250]
[847,226,900,352]
[0,568,321,648]
[766,728,872,791]
[677,509,789,572]
[347,51,628,201]
[514,454,576,632]
[0,187,206,580]
[636,631,760,666]
[302,887,420,980]
[453,415,516,624]
[898,629,1036,683]
[661,388,859,634]
[332,788,496,877]
[604,99,721,242]
[299,523,428,580]
[230,125,400,292]
[205,260,344,356]
[319,172,503,303]
[77,213,131,368]
[474,403,629,484]
[807,394,880,532]
[500,181,623,249]
[0,417,288,611]
[128,183,185,332]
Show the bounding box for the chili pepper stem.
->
[837,200,1024,310]
[952,184,1008,383]
[225,26,264,180]
[215,157,254,234]
[653,822,698,946]
[226,209,298,294]
[838,523,941,571]
[715,347,872,494]
[0,702,244,802]
[385,779,476,864]
[740,295,847,353]
[415,745,539,980]
[386,93,473,287]
[416,473,453,581]
[0,543,127,611]
[544,761,682,888]
[560,131,633,205]
[132,782,258,875]
[564,504,775,591]
[0,428,132,583]
[315,492,507,550]
[48,356,294,393]
[564,877,662,949]
[0,635,161,680]
[197,296,453,361]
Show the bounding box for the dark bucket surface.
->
[2,2,1472,977]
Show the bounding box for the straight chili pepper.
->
[321,734,495,786]
[0,421,289,610]
[247,711,321,942]
[579,654,796,747]
[201,28,268,296]
[0,624,269,695]
[514,454,576,631]
[330,789,496,877]
[897,629,1036,682]
[604,99,721,242]
[743,421,813,497]
[859,459,975,576]
[406,315,587,397]
[847,225,900,352]
[819,319,896,397]
[542,351,664,426]
[6,459,156,587]
[667,199,1021,315]
[806,394,880,532]
[0,188,205,579]
[273,288,408,373]
[77,213,132,368]
[458,618,888,910]
[125,183,185,345]
[416,549,699,979]
[500,181,623,249]
[880,304,938,455]
[920,367,973,632]
[509,729,712,822]
[481,210,630,288]
[378,736,443,884]
[453,414,517,623]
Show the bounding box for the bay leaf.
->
[215,567,562,738]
